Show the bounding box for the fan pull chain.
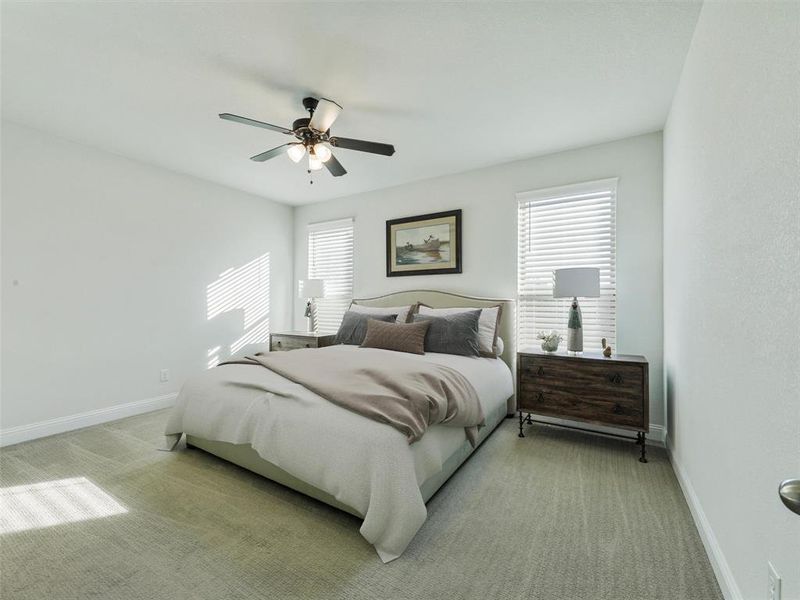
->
[308,169,314,185]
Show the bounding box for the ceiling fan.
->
[219,97,395,180]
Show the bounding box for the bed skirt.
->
[185,396,510,519]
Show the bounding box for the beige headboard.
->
[352,289,516,414]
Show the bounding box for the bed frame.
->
[187,290,516,518]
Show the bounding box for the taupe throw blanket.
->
[222,347,484,446]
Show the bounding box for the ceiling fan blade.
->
[324,154,347,177]
[219,113,294,135]
[330,137,395,156]
[250,144,294,162]
[309,98,342,133]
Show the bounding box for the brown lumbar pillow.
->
[360,318,430,355]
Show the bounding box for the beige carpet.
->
[0,410,721,600]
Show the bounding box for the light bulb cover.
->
[313,143,332,162]
[286,144,306,163]
[308,155,323,171]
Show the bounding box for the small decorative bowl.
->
[541,339,560,353]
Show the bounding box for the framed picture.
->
[386,209,462,277]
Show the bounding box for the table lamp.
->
[298,279,324,333]
[553,268,600,353]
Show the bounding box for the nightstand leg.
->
[518,411,525,438]
[639,433,648,463]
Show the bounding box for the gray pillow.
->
[334,311,398,346]
[412,310,482,357]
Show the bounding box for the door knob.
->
[779,479,800,515]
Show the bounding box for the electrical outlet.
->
[159,369,170,383]
[768,562,781,600]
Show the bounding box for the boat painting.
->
[395,224,450,265]
[386,209,462,277]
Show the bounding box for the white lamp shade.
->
[286,144,306,163]
[553,268,600,298]
[313,143,332,162]
[298,279,324,299]
[308,155,323,171]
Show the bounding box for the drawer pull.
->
[612,403,623,414]
[305,343,311,348]
[537,392,545,403]
[609,373,623,385]
[537,366,545,376]
[276,341,282,347]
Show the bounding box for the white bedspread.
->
[164,345,512,562]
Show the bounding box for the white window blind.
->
[517,179,617,352]
[308,218,354,334]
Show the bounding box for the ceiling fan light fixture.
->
[220,96,395,180]
[286,144,306,163]
[308,155,323,171]
[313,143,332,162]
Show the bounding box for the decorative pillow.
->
[334,311,398,346]
[417,304,503,357]
[349,302,418,324]
[360,319,429,355]
[495,336,505,356]
[412,310,482,357]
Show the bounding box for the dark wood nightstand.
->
[517,348,650,462]
[269,331,336,352]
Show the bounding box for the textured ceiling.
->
[1,2,701,205]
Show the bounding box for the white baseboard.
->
[0,392,178,448]
[526,414,667,446]
[666,436,742,600]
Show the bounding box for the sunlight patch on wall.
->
[229,318,270,354]
[0,477,128,534]
[206,252,270,363]
[207,345,221,369]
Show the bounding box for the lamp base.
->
[566,329,583,354]
[305,300,317,333]
[566,298,583,353]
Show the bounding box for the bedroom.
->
[1,2,798,599]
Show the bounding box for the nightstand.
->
[517,348,650,462]
[269,331,336,352]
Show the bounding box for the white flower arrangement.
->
[537,330,563,352]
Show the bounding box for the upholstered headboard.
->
[352,290,516,414]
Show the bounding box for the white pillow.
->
[349,303,415,324]
[496,336,505,356]
[417,304,502,357]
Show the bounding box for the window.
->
[517,179,617,352]
[307,218,354,334]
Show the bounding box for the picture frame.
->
[385,209,462,277]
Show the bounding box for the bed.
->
[165,290,515,562]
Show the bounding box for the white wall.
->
[663,3,800,599]
[294,132,665,429]
[1,121,293,440]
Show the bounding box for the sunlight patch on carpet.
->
[0,477,127,534]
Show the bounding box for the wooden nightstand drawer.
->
[519,355,643,396]
[270,332,336,352]
[518,383,643,429]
